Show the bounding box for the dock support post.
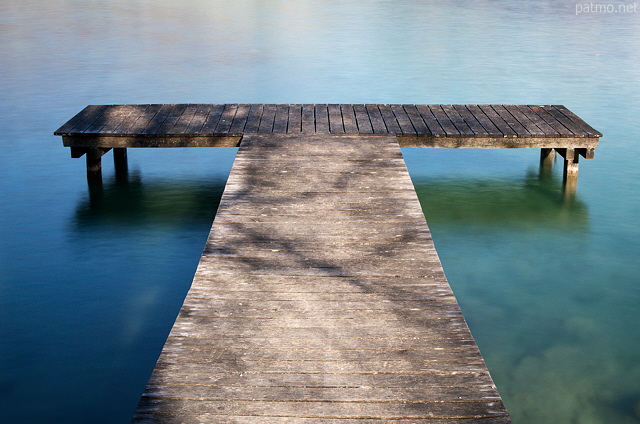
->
[540,148,555,167]
[558,148,579,196]
[113,148,128,181]
[86,148,109,185]
[561,148,579,179]
[86,148,102,182]
[539,148,555,180]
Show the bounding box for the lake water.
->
[1,1,639,423]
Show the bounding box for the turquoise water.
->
[1,1,639,422]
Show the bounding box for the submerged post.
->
[86,148,103,183]
[539,148,555,179]
[113,148,128,181]
[558,148,579,196]
[540,148,555,167]
[560,148,579,179]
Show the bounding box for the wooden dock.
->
[53,104,601,422]
[55,104,601,187]
[132,133,510,423]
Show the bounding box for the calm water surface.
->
[1,1,639,423]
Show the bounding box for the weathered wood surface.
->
[132,134,511,423]
[55,104,601,149]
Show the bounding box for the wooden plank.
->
[83,104,131,133]
[491,105,530,136]
[198,104,225,134]
[464,105,502,136]
[214,104,239,134]
[477,105,517,137]
[390,104,416,134]
[377,104,402,134]
[102,104,146,134]
[301,104,315,133]
[328,104,344,134]
[314,104,330,133]
[524,105,574,137]
[141,383,501,403]
[185,104,215,134]
[169,104,199,134]
[257,104,277,133]
[553,105,601,137]
[272,104,290,133]
[135,398,507,421]
[243,104,264,133]
[54,104,110,134]
[428,105,460,136]
[415,104,446,137]
[365,104,388,134]
[353,104,373,134]
[134,414,512,424]
[544,106,589,136]
[155,104,189,135]
[287,104,302,133]
[341,104,359,133]
[124,104,163,135]
[134,370,496,391]
[156,356,486,375]
[441,105,475,136]
[173,104,211,135]
[503,105,546,136]
[451,104,488,137]
[161,329,476,347]
[515,105,560,137]
[140,104,175,135]
[403,104,431,135]
[229,104,251,134]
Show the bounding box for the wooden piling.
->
[85,148,104,183]
[540,147,555,166]
[557,148,580,179]
[113,148,128,180]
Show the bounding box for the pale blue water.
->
[1,1,639,422]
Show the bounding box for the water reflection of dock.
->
[74,172,227,228]
[55,104,600,422]
[413,171,589,231]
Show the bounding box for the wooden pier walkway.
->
[53,104,601,422]
[131,134,510,423]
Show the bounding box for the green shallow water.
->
[1,1,639,422]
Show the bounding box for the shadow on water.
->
[412,167,589,232]
[73,169,228,230]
